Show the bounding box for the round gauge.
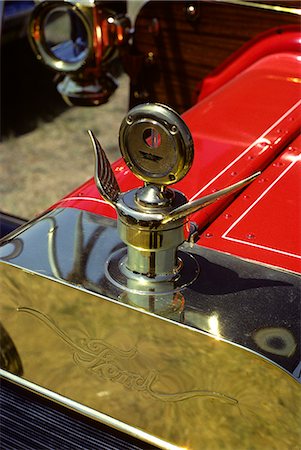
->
[119,103,194,185]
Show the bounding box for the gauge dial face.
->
[119,104,194,185]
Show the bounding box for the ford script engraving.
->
[18,307,238,405]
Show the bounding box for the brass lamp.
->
[28,0,131,105]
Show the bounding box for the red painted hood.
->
[198,134,301,274]
[52,45,301,274]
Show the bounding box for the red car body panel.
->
[198,25,301,101]
[198,135,301,274]
[52,30,301,274]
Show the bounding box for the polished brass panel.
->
[1,262,300,449]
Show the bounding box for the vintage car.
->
[1,1,300,449]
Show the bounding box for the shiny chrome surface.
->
[0,252,300,448]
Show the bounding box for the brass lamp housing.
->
[29,1,94,73]
[28,0,131,105]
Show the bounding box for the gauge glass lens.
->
[143,128,162,149]
[126,122,177,180]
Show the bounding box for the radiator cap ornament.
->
[88,103,259,298]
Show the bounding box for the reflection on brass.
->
[253,327,297,357]
[106,247,200,299]
[45,212,116,294]
[0,322,23,376]
[1,262,300,449]
[18,306,237,405]
[0,238,23,261]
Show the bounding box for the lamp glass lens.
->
[44,8,88,64]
